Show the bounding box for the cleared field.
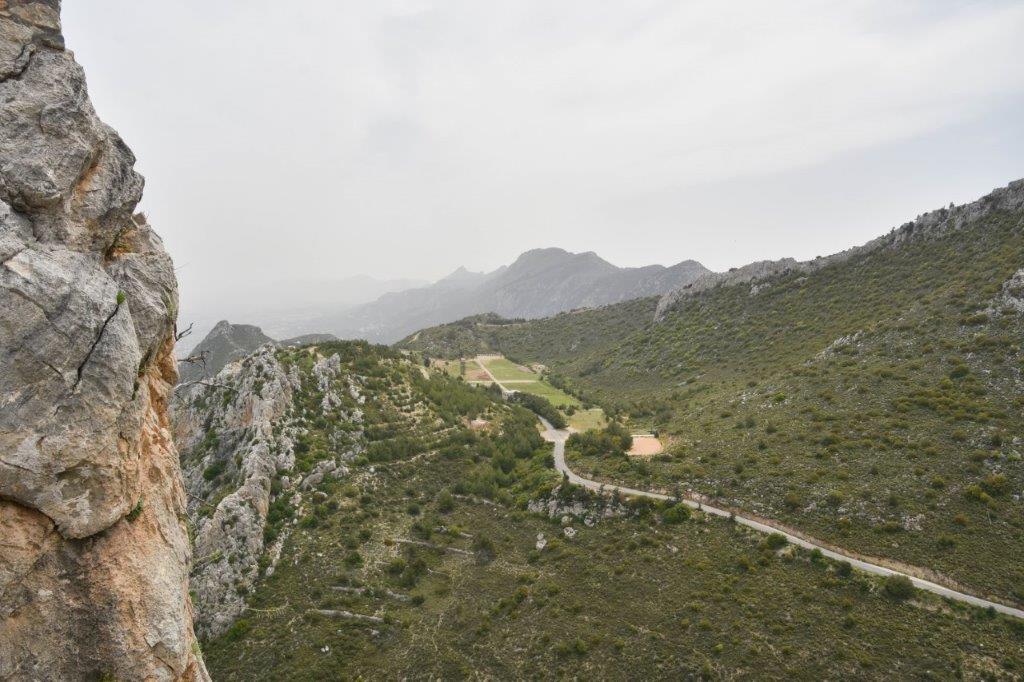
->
[566,407,606,432]
[628,435,664,456]
[436,358,490,382]
[474,355,581,408]
[511,380,580,408]
[479,355,538,382]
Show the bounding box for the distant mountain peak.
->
[317,246,707,343]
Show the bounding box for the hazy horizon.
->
[62,1,1024,331]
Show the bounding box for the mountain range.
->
[310,248,709,343]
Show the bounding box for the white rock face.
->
[0,3,207,679]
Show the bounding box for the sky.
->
[63,1,1024,331]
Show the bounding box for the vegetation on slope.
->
[200,353,1024,678]
[400,196,1024,603]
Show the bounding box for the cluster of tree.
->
[457,407,549,499]
[567,421,633,458]
[509,392,566,429]
[414,373,493,421]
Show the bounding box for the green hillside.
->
[198,344,1024,680]
[400,183,1024,604]
[161,334,1024,681]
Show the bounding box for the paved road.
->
[539,418,1024,620]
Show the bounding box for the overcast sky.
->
[63,1,1024,328]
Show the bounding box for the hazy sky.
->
[63,1,1024,328]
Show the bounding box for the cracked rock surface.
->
[0,2,208,679]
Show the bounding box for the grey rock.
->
[0,3,207,679]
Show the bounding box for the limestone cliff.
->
[174,344,364,638]
[0,2,208,679]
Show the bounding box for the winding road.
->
[538,418,1024,620]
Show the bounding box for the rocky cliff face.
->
[0,2,207,679]
[655,179,1024,319]
[174,344,364,638]
[174,346,299,638]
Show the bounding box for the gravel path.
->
[540,418,1024,620]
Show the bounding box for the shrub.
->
[223,618,251,642]
[883,575,915,600]
[509,392,566,429]
[567,422,633,458]
[981,473,1010,496]
[662,504,691,524]
[202,461,225,481]
[473,535,496,565]
[763,533,787,551]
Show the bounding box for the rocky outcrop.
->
[989,268,1024,314]
[174,346,298,638]
[0,3,207,679]
[174,344,363,638]
[655,178,1024,319]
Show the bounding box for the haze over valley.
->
[3,2,1023,680]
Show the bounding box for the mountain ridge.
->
[314,247,709,343]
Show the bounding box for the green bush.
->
[882,575,915,600]
[662,503,691,524]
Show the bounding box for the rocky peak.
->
[0,2,207,679]
[179,320,275,383]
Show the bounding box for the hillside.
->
[400,179,1024,604]
[315,247,708,343]
[173,341,1024,679]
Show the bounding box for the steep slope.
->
[172,343,1024,679]
[317,247,708,343]
[173,340,509,638]
[400,179,1024,603]
[0,3,206,679]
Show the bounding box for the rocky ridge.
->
[655,179,1024,319]
[0,2,206,679]
[174,344,365,638]
[178,319,337,383]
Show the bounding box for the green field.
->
[479,355,583,408]
[479,356,538,381]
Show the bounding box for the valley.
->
[402,181,1024,609]
[189,344,1024,679]
[7,3,1024,680]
